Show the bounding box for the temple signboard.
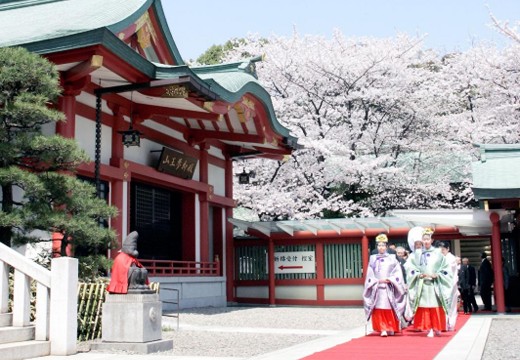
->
[157,147,197,179]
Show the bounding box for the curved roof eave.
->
[22,28,157,77]
[157,64,299,148]
[106,0,185,66]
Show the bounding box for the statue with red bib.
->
[107,231,152,294]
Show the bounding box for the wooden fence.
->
[138,259,220,276]
[233,238,366,306]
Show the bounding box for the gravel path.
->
[80,305,520,359]
[82,306,367,358]
[482,317,520,360]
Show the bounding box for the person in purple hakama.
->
[363,233,407,337]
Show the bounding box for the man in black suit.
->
[460,257,479,313]
[479,252,494,311]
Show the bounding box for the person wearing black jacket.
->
[479,252,494,311]
[466,258,479,313]
[459,258,479,314]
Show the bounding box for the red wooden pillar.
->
[109,104,125,254]
[110,180,124,259]
[315,241,325,302]
[212,207,223,274]
[182,193,196,261]
[224,157,235,301]
[55,86,80,257]
[268,238,275,305]
[199,144,209,263]
[225,206,234,300]
[490,212,505,313]
[109,104,125,164]
[56,90,78,138]
[361,235,369,277]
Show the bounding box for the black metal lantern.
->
[119,126,142,147]
[238,170,249,184]
[237,168,256,184]
[118,91,142,147]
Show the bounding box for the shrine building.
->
[0,0,299,308]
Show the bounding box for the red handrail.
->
[139,259,221,277]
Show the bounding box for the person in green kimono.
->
[406,227,453,337]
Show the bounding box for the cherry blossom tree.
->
[222,29,519,221]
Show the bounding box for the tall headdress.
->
[407,226,424,252]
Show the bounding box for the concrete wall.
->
[235,284,364,302]
[150,276,226,310]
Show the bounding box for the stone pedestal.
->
[91,293,173,354]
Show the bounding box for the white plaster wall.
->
[275,286,317,300]
[151,276,226,310]
[324,285,364,300]
[13,231,52,260]
[235,286,268,299]
[208,146,224,160]
[208,164,225,196]
[75,115,111,164]
[143,119,185,142]
[192,159,200,182]
[123,138,162,167]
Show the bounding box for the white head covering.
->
[407,226,424,252]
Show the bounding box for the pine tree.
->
[0,47,117,278]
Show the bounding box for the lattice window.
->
[324,243,363,278]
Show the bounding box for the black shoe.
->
[473,308,478,313]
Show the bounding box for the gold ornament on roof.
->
[163,85,188,98]
[242,97,255,110]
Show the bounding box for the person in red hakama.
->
[363,234,407,337]
[406,228,452,337]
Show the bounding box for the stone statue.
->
[107,231,153,294]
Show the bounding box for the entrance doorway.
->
[130,182,182,261]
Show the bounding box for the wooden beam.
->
[189,129,263,143]
[62,55,103,82]
[136,103,221,121]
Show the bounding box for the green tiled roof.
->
[0,0,146,46]
[0,0,184,64]
[471,144,520,199]
[0,0,298,149]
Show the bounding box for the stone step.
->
[0,326,35,344]
[0,340,50,360]
[0,313,12,327]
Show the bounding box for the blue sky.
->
[162,0,520,61]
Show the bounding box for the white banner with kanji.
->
[269,251,316,274]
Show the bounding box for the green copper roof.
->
[471,144,520,199]
[0,0,184,64]
[0,0,145,46]
[0,0,298,149]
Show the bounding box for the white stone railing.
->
[0,242,78,355]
